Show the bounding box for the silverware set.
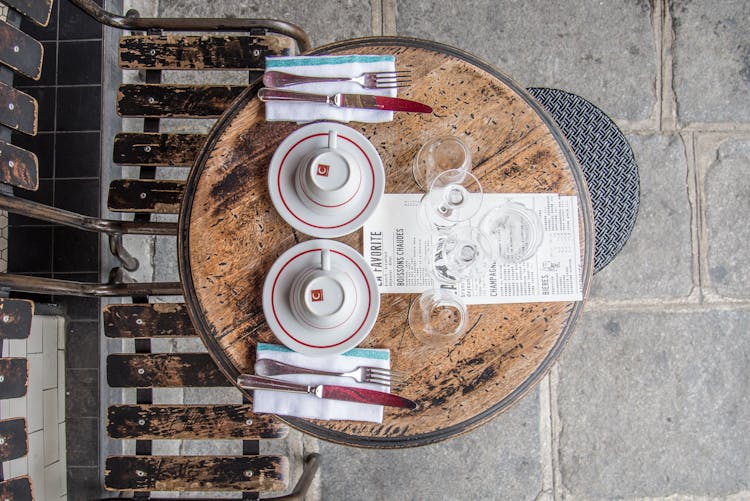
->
[264,70,411,90]
[259,69,433,113]
[238,373,417,409]
[244,359,413,409]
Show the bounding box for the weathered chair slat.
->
[3,0,54,26]
[0,476,33,500]
[0,141,39,191]
[0,83,37,136]
[107,353,230,388]
[105,455,289,492]
[117,84,244,118]
[107,179,184,213]
[0,140,39,191]
[119,34,295,71]
[103,303,195,338]
[0,21,43,80]
[0,358,27,399]
[0,418,28,462]
[107,404,289,440]
[0,298,34,339]
[113,132,205,166]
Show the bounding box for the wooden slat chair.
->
[63,0,309,218]
[0,0,181,274]
[0,105,181,291]
[0,0,45,193]
[0,298,35,500]
[103,302,320,499]
[0,0,53,188]
[107,38,289,215]
[0,18,43,82]
[0,190,178,272]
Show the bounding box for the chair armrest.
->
[271,453,321,501]
[67,0,311,52]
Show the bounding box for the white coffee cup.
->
[288,248,357,329]
[295,130,362,212]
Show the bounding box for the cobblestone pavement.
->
[132,1,750,499]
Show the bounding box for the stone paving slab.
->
[319,388,544,501]
[396,0,657,122]
[670,1,750,124]
[589,134,693,300]
[157,0,374,47]
[703,137,750,298]
[556,308,750,498]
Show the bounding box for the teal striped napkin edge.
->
[265,55,395,68]
[257,342,389,360]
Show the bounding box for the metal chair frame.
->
[68,0,311,51]
[0,267,181,297]
[0,193,176,271]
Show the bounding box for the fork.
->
[263,70,411,90]
[254,358,407,386]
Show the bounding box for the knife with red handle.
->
[237,374,417,410]
[257,88,432,114]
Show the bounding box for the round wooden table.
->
[178,37,594,448]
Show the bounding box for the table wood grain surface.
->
[178,37,594,448]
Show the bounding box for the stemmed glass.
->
[409,225,491,343]
[412,136,472,190]
[418,169,483,230]
[429,225,493,284]
[479,201,544,263]
[408,289,468,344]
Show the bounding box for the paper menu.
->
[362,193,583,305]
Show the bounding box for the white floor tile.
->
[43,389,59,465]
[0,395,26,420]
[27,317,43,354]
[57,351,65,423]
[44,462,63,501]
[28,430,45,498]
[8,454,28,478]
[27,353,43,432]
[57,317,65,351]
[58,421,67,496]
[7,338,26,358]
[43,328,58,390]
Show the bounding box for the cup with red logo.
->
[288,248,357,330]
[295,130,363,213]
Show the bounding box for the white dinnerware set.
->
[263,122,384,356]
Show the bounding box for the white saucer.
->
[262,239,381,357]
[268,122,385,238]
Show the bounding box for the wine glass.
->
[412,136,472,190]
[418,169,483,230]
[429,225,493,284]
[407,289,468,344]
[479,201,544,263]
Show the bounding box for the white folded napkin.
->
[264,54,397,123]
[252,343,390,423]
